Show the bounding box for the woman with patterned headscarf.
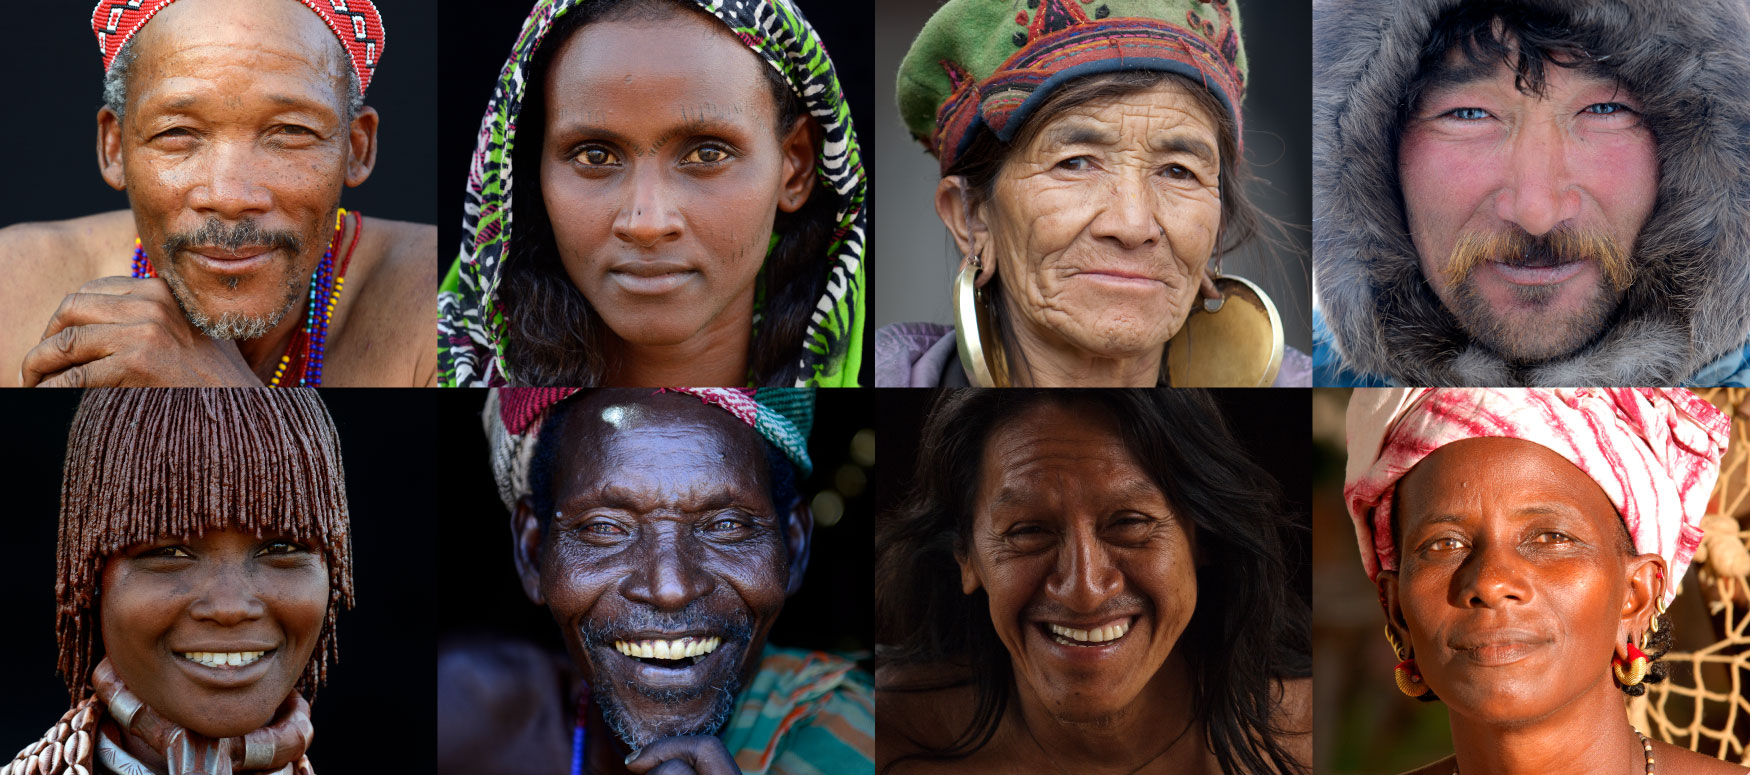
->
[438,0,867,388]
[875,0,1308,388]
[1345,388,1748,775]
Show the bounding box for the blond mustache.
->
[1445,227,1633,292]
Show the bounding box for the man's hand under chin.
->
[19,276,263,387]
[624,735,743,775]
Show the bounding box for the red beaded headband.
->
[91,0,386,93]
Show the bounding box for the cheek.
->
[1573,131,1658,234]
[268,569,332,648]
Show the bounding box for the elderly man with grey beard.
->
[0,0,435,387]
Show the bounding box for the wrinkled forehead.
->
[556,392,772,505]
[130,0,348,87]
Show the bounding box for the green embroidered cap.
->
[897,0,1247,174]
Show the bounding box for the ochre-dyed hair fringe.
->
[54,388,354,705]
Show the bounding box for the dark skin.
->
[878,401,1310,774]
[1381,437,1743,775]
[513,392,812,775]
[540,10,815,387]
[99,528,328,771]
[0,0,437,387]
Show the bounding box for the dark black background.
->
[435,388,876,660]
[0,1,438,227]
[0,389,438,771]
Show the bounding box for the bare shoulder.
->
[875,661,977,773]
[0,211,133,386]
[1653,740,1750,775]
[1272,676,1313,769]
[333,216,438,386]
[1399,758,1455,775]
[0,210,132,279]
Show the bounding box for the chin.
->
[159,694,285,739]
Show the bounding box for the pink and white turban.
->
[1345,388,1731,606]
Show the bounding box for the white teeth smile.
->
[1047,621,1131,645]
[613,636,721,664]
[178,651,268,668]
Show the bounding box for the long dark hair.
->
[876,389,1310,775]
[498,0,839,386]
[947,71,1286,384]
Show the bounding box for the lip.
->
[171,647,278,689]
[1030,614,1141,662]
[597,637,730,691]
[1448,629,1553,666]
[1068,269,1166,289]
[1484,259,1587,286]
[609,261,699,295]
[182,246,280,277]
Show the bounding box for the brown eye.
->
[578,147,620,166]
[682,145,730,164]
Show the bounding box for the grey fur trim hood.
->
[1313,0,1750,386]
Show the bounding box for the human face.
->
[1399,56,1658,362]
[99,528,329,738]
[104,0,368,340]
[540,12,813,348]
[1386,437,1635,722]
[981,81,1223,360]
[958,401,1196,723]
[525,392,799,749]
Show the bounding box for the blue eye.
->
[1584,102,1629,116]
[1445,107,1490,121]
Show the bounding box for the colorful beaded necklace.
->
[131,209,360,387]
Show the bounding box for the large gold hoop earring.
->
[953,255,1009,387]
[1165,274,1284,387]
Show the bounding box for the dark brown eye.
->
[579,147,620,166]
[682,145,730,164]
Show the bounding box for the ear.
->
[782,495,815,597]
[1377,570,1411,656]
[511,496,547,606]
[938,176,998,288]
[345,106,380,188]
[955,545,982,596]
[1618,553,1664,659]
[97,106,126,192]
[775,116,818,214]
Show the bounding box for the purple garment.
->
[875,322,1312,387]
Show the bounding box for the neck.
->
[1448,679,1643,775]
[1010,649,1206,774]
[1004,300,1163,388]
[233,212,355,384]
[606,292,754,387]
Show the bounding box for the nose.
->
[1451,540,1533,609]
[1089,170,1161,250]
[612,167,684,248]
[620,526,716,610]
[188,563,267,626]
[1496,116,1582,236]
[184,141,275,220]
[1046,524,1124,613]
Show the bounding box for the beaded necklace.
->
[132,209,360,387]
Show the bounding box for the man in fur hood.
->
[1313,0,1750,387]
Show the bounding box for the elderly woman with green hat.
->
[874,0,1309,388]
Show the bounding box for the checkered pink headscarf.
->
[1345,388,1731,606]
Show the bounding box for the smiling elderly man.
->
[1313,0,1750,387]
[437,388,873,775]
[0,0,435,387]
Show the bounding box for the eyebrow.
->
[1151,135,1217,164]
[550,118,744,149]
[1041,123,1216,164]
